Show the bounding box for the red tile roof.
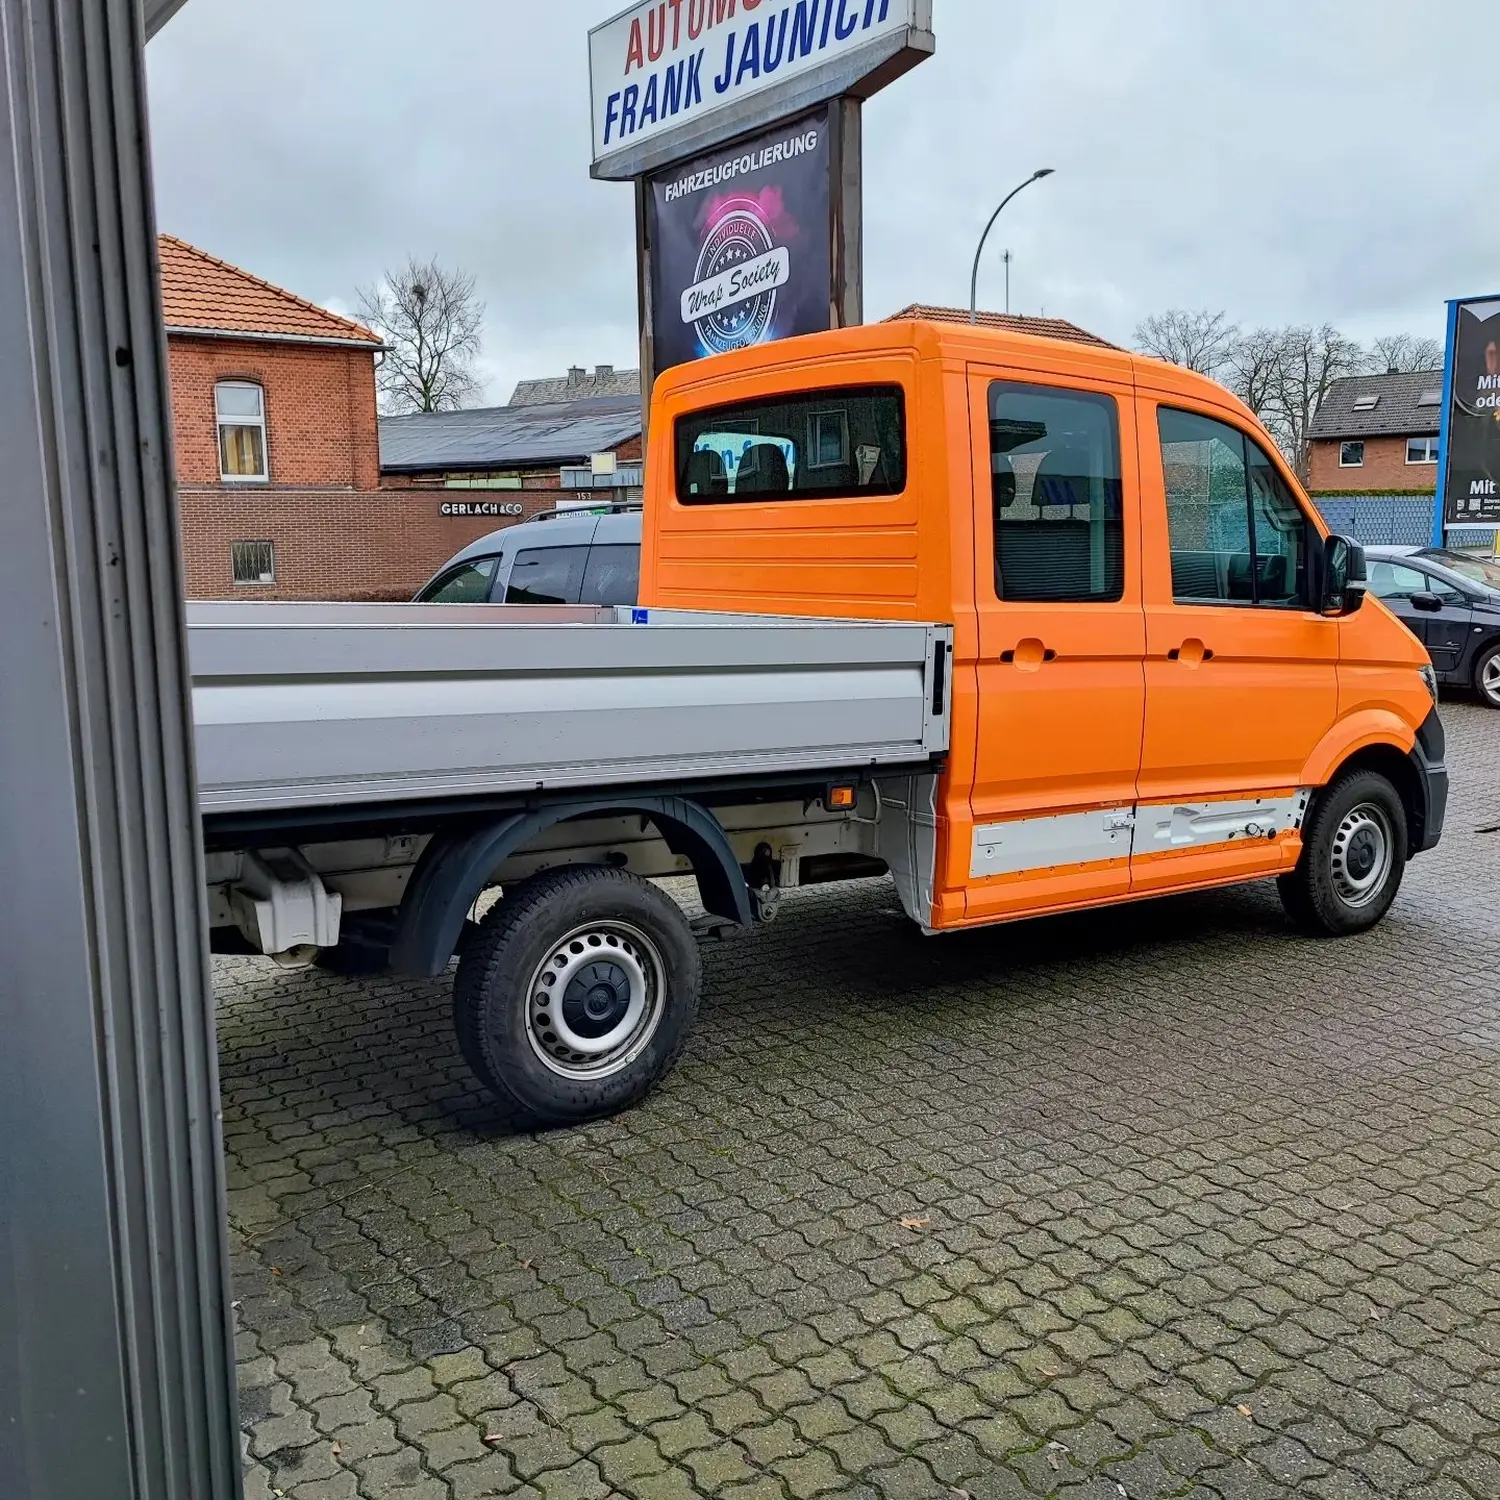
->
[885,303,1117,350]
[158,234,381,345]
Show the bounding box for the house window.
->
[216,381,268,481]
[1407,436,1439,464]
[1339,441,1365,467]
[807,409,850,470]
[230,540,274,585]
[1352,394,1380,411]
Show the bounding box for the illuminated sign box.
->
[589,0,933,180]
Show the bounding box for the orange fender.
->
[1301,708,1417,789]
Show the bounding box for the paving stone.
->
[220,705,1500,1500]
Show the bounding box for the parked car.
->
[415,504,642,606]
[1366,545,1500,706]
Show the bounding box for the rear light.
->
[825,784,857,811]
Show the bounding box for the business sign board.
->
[647,108,831,372]
[438,501,526,517]
[589,0,933,179]
[1440,296,1500,528]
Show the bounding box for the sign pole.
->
[635,176,656,447]
[828,97,864,329]
[1433,297,1460,547]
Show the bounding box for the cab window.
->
[674,385,905,503]
[504,546,587,605]
[988,381,1124,603]
[1158,409,1313,607]
[418,556,497,603]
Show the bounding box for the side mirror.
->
[1410,592,1443,613]
[1320,534,1366,617]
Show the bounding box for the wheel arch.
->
[1303,711,1427,859]
[1302,709,1417,790]
[388,795,752,977]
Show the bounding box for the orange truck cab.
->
[641,319,1448,937]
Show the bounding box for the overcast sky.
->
[147,1,1500,406]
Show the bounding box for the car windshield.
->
[1419,549,1500,591]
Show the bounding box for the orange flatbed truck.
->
[193,320,1447,1126]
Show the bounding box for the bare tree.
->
[357,257,485,414]
[1223,326,1285,428]
[1134,308,1240,376]
[1265,323,1364,480]
[1364,332,1444,374]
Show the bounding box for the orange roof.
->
[158,234,381,346]
[885,303,1117,350]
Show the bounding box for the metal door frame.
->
[0,0,240,1496]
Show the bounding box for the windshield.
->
[1420,549,1500,591]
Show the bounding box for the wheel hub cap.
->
[1330,803,1393,909]
[567,962,633,1033]
[525,921,665,1080]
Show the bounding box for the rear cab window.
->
[673,385,906,503]
[988,381,1124,603]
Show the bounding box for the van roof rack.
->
[532,500,644,523]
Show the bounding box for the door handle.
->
[1167,639,1214,664]
[1000,638,1056,669]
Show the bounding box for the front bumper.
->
[1408,707,1448,854]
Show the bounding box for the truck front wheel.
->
[1278,770,1408,936]
[453,867,701,1127]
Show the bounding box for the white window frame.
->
[230,540,274,586]
[1339,440,1365,467]
[807,409,850,470]
[1406,436,1439,465]
[216,380,268,483]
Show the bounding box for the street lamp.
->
[969,169,1054,324]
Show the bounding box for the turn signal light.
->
[826,784,857,810]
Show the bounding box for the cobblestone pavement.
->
[225,703,1500,1500]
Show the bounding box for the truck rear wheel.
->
[1278,770,1408,936]
[453,867,701,1127]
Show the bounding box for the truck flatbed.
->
[188,602,952,817]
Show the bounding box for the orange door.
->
[964,366,1146,921]
[1134,396,1338,892]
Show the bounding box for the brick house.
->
[1306,370,1444,494]
[162,236,571,601]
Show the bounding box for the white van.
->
[413,503,642,605]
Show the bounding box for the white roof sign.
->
[589,0,933,180]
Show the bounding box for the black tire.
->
[314,909,397,976]
[453,867,701,1127]
[1474,642,1500,709]
[1278,770,1408,936]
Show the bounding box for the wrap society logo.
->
[680,189,793,356]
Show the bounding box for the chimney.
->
[568,365,586,384]
[595,363,614,379]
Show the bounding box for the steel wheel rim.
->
[1482,654,1500,704]
[1330,802,1394,909]
[525,920,665,1080]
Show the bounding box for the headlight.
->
[1420,664,1439,706]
